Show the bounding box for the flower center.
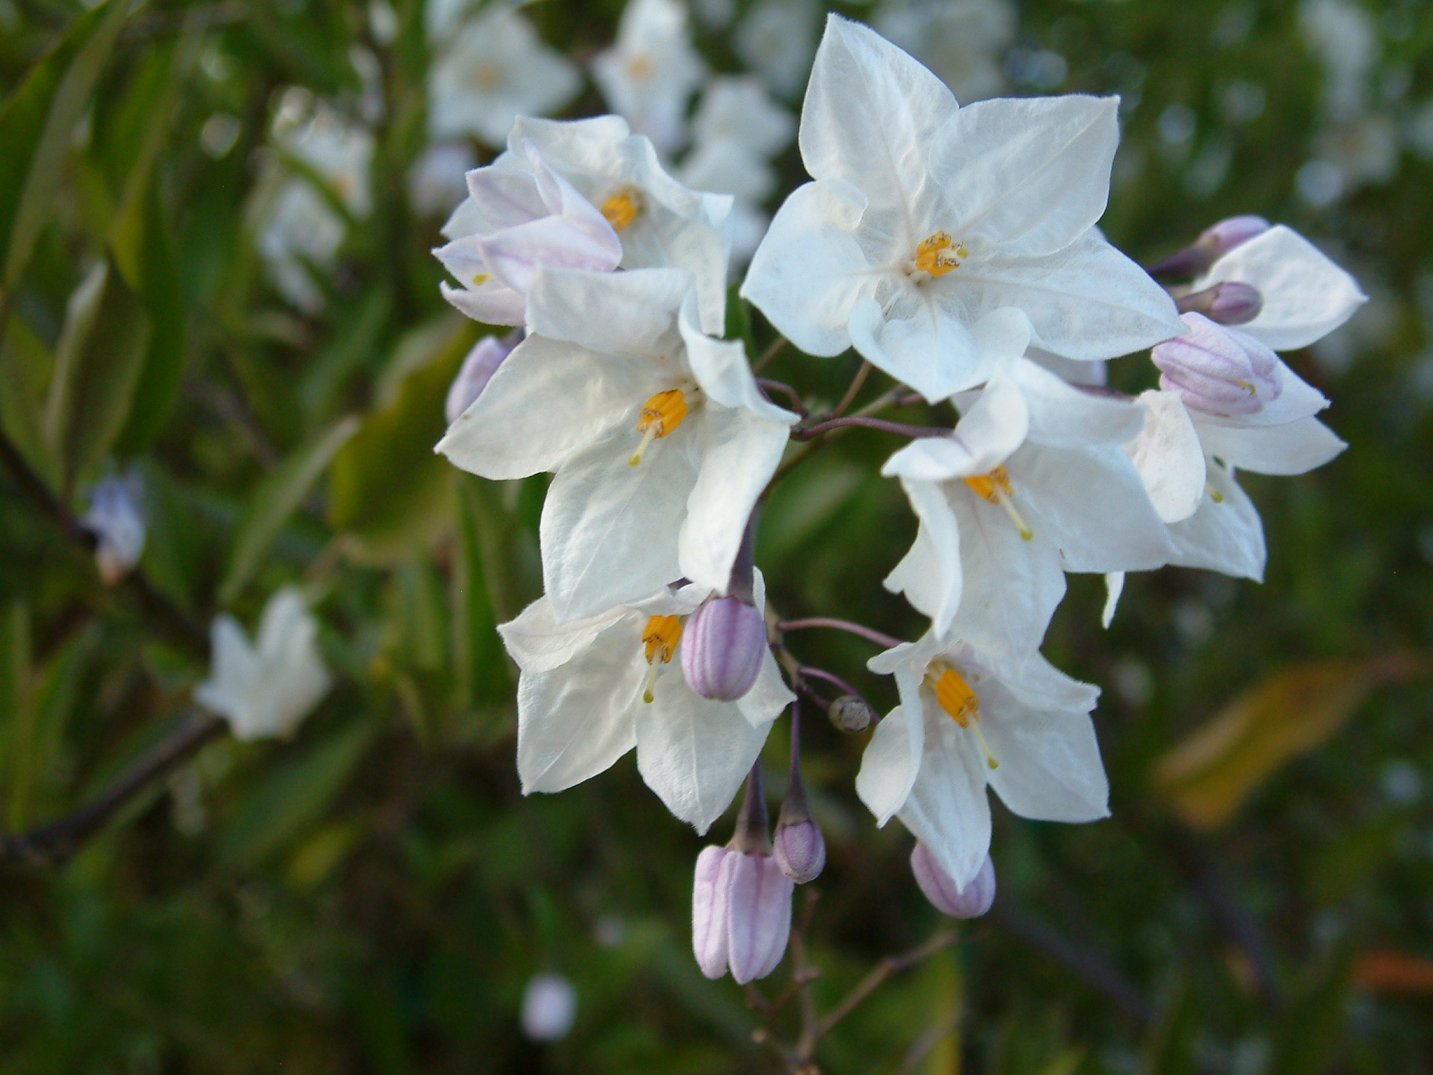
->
[924,660,998,770]
[641,614,684,702]
[629,388,690,467]
[625,53,654,80]
[601,189,641,233]
[961,465,1033,542]
[912,231,968,278]
[472,63,503,91]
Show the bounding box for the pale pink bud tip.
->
[1152,313,1282,417]
[773,816,826,884]
[681,595,766,701]
[520,973,577,1042]
[911,844,996,919]
[1175,281,1263,326]
[1199,214,1271,257]
[692,846,794,984]
[444,330,521,423]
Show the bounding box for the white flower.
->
[882,358,1171,650]
[83,472,145,586]
[1189,225,1367,352]
[735,0,821,100]
[407,142,476,217]
[196,589,331,741]
[438,267,796,619]
[520,973,577,1042]
[427,7,581,147]
[856,632,1108,888]
[592,0,704,154]
[873,0,1015,104]
[499,576,793,834]
[435,139,623,326]
[741,16,1183,402]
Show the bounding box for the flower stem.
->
[778,618,902,650]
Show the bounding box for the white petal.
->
[540,428,695,620]
[855,697,924,826]
[848,293,1003,403]
[885,479,963,639]
[961,230,1183,359]
[740,179,874,357]
[933,95,1119,258]
[1198,225,1367,351]
[1167,463,1265,580]
[1101,572,1125,629]
[979,679,1108,823]
[436,336,653,479]
[525,266,690,357]
[680,296,798,424]
[679,409,790,595]
[635,682,772,833]
[498,596,628,674]
[1196,415,1346,475]
[897,705,992,889]
[881,373,1029,480]
[1127,390,1207,524]
[735,648,796,730]
[1010,356,1145,447]
[800,15,958,195]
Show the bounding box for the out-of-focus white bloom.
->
[857,631,1107,889]
[520,973,577,1042]
[445,330,523,424]
[736,0,821,100]
[742,16,1182,401]
[446,114,733,334]
[498,575,793,834]
[408,142,476,218]
[1299,0,1377,120]
[196,590,331,741]
[882,358,1171,649]
[435,139,623,326]
[255,98,373,311]
[438,268,796,617]
[592,0,704,154]
[428,8,581,147]
[84,472,145,586]
[874,0,1014,104]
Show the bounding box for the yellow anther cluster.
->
[914,231,968,277]
[926,662,980,727]
[630,389,690,466]
[601,189,641,232]
[642,615,683,665]
[471,271,491,287]
[962,465,1014,504]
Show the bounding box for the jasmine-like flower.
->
[438,268,796,618]
[497,575,793,834]
[592,0,704,154]
[428,7,581,148]
[83,472,145,586]
[196,589,331,741]
[856,631,1107,889]
[741,16,1183,401]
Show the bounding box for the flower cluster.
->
[434,13,1363,987]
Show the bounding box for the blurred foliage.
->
[1,0,1432,1072]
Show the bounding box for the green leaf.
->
[0,603,34,830]
[0,0,130,291]
[453,480,512,710]
[1153,654,1428,829]
[326,316,475,564]
[41,258,151,491]
[219,415,360,604]
[0,315,62,488]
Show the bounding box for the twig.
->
[0,713,226,866]
[831,360,873,420]
[778,618,902,650]
[992,903,1154,1027]
[791,414,947,442]
[752,335,791,374]
[757,377,809,418]
[795,665,882,724]
[890,1013,962,1075]
[810,929,961,1042]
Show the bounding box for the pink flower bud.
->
[1152,313,1282,417]
[681,595,767,701]
[691,845,795,984]
[1199,214,1271,258]
[1174,281,1263,326]
[910,843,996,919]
[445,330,522,423]
[773,815,826,883]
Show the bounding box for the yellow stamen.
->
[925,662,998,770]
[641,615,683,703]
[625,53,654,79]
[601,189,641,232]
[914,231,968,277]
[1206,483,1225,504]
[629,389,689,466]
[962,465,1033,541]
[471,272,490,287]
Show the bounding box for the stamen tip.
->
[1019,527,1033,542]
[642,689,654,704]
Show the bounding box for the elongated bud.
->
[1175,281,1263,325]
[84,472,146,586]
[1148,215,1271,279]
[445,329,522,423]
[721,850,794,983]
[1153,313,1282,417]
[910,843,996,919]
[773,767,825,884]
[692,845,734,978]
[829,694,874,733]
[681,595,766,701]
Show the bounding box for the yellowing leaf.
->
[1153,654,1426,829]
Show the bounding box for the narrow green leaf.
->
[0,0,130,289]
[41,258,151,491]
[453,480,511,710]
[219,415,360,604]
[0,603,35,830]
[0,315,63,489]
